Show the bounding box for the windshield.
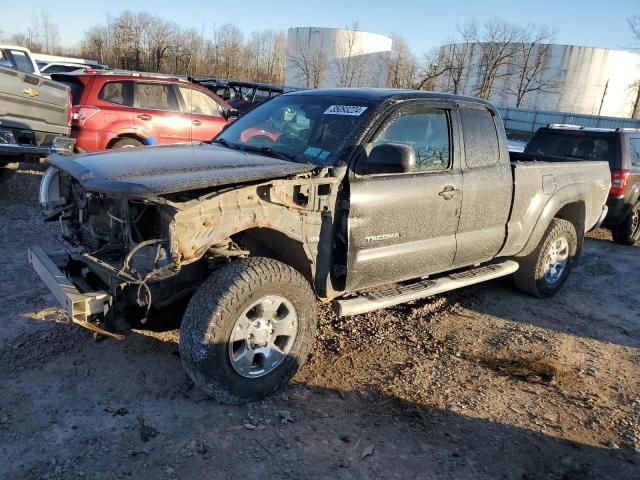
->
[525,131,618,166]
[214,94,373,166]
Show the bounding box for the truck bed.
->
[501,154,611,257]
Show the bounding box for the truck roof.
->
[0,44,33,52]
[284,88,496,107]
[543,124,640,135]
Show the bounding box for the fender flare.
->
[516,184,588,258]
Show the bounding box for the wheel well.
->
[554,202,585,233]
[107,134,145,149]
[231,228,313,283]
[554,201,585,264]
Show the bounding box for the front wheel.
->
[513,218,577,298]
[611,203,640,246]
[179,257,317,404]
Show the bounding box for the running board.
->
[333,260,519,317]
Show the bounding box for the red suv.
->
[51,73,235,152]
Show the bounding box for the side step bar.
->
[333,260,519,317]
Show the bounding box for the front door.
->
[346,101,462,292]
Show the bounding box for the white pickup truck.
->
[0,44,41,76]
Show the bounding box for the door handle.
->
[192,119,202,126]
[137,114,152,120]
[438,185,460,200]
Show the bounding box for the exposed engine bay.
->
[37,164,340,325]
[39,167,210,320]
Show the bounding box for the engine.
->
[39,166,171,276]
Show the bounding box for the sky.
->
[0,0,638,55]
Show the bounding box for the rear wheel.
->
[514,218,577,298]
[611,203,640,246]
[179,257,317,404]
[110,138,143,149]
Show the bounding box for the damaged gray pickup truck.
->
[31,89,611,403]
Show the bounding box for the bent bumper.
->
[28,246,123,339]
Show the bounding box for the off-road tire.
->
[110,138,143,149]
[0,163,19,184]
[513,218,577,298]
[179,257,317,404]
[611,202,640,246]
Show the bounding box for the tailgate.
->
[0,66,70,136]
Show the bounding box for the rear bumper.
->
[593,205,609,229]
[0,136,75,161]
[28,246,122,339]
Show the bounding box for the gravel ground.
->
[0,167,639,480]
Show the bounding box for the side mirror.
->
[226,108,239,120]
[367,143,416,174]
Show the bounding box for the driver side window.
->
[374,108,450,171]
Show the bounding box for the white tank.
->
[434,43,640,118]
[286,27,392,89]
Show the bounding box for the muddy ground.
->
[0,166,639,480]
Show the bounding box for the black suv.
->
[524,125,640,245]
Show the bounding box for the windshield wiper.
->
[211,138,239,150]
[241,145,298,162]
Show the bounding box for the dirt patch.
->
[477,356,565,384]
[0,168,639,479]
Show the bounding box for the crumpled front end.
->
[32,166,205,333]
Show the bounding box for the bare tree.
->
[20,14,43,52]
[437,29,478,95]
[505,25,558,107]
[627,15,640,117]
[386,35,417,89]
[40,12,61,54]
[629,15,640,46]
[287,32,329,88]
[460,19,523,99]
[414,47,449,90]
[4,9,287,83]
[143,17,177,72]
[333,21,370,87]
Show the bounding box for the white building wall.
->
[434,43,640,118]
[286,27,392,89]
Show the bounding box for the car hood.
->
[47,143,316,198]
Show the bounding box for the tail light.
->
[610,169,629,195]
[71,105,100,127]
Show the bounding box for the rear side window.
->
[43,64,81,74]
[98,81,130,106]
[10,50,35,74]
[135,82,179,111]
[460,107,500,168]
[630,139,640,167]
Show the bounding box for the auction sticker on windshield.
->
[324,105,368,116]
